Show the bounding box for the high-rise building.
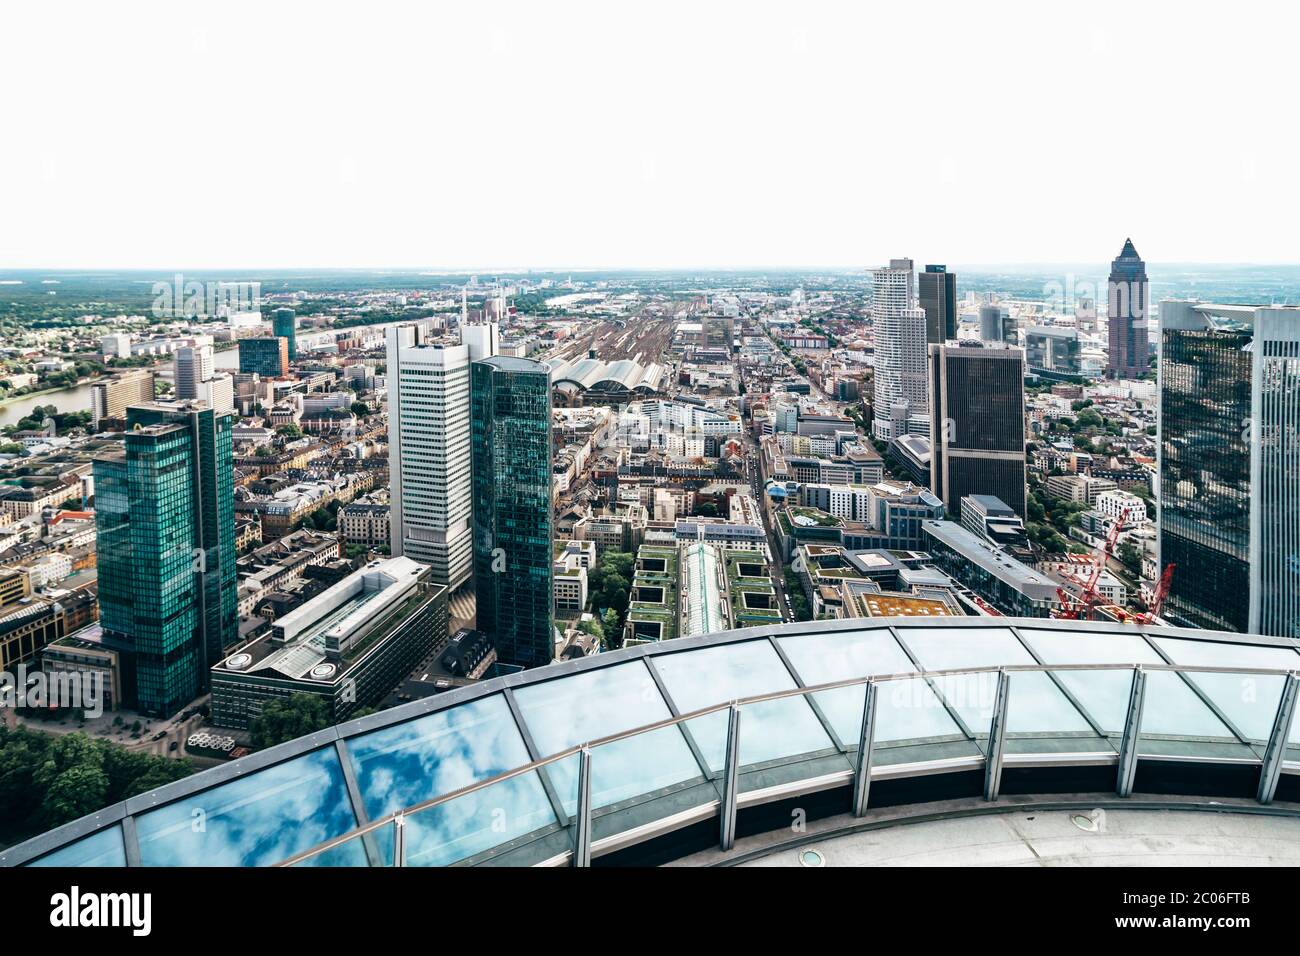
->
[1024,326,1082,380]
[918,265,957,345]
[979,304,1015,344]
[1106,238,1150,379]
[386,325,473,590]
[175,345,233,412]
[192,373,235,414]
[1159,301,1300,636]
[871,258,929,441]
[462,322,500,362]
[928,340,1027,517]
[471,356,554,668]
[239,336,289,378]
[94,400,237,717]
[273,307,297,361]
[175,344,214,400]
[90,369,156,425]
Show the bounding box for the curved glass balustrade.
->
[5,618,1300,868]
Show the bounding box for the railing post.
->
[1258,672,1299,805]
[983,669,1010,801]
[719,703,741,851]
[573,746,593,867]
[851,680,878,817]
[392,812,406,867]
[1117,666,1147,797]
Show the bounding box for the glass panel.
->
[899,626,1091,737]
[1141,672,1236,739]
[134,747,358,866]
[292,822,389,867]
[512,660,703,815]
[1151,637,1297,742]
[652,640,834,772]
[776,628,962,744]
[401,771,560,866]
[347,694,536,819]
[1018,628,1163,732]
[28,825,127,867]
[896,626,1033,669]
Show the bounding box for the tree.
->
[350,401,370,418]
[1116,542,1143,578]
[250,694,332,750]
[276,423,303,440]
[41,765,109,828]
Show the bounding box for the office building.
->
[175,344,214,400]
[1025,326,1082,380]
[386,325,473,590]
[1159,301,1300,636]
[273,307,297,361]
[90,370,156,425]
[922,519,1060,616]
[471,356,554,669]
[239,336,290,378]
[1106,238,1149,379]
[94,400,237,717]
[211,557,448,729]
[918,264,957,345]
[870,258,929,440]
[979,304,1015,344]
[928,340,1027,517]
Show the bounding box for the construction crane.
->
[1108,562,1177,626]
[1052,506,1131,621]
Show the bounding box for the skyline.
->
[3,1,1298,270]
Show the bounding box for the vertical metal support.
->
[719,704,741,851]
[983,670,1011,801]
[1258,672,1299,805]
[851,681,879,817]
[1116,666,1147,797]
[572,747,593,867]
[392,813,406,867]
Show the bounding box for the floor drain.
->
[799,848,825,867]
[1071,810,1103,832]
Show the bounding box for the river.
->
[0,348,241,427]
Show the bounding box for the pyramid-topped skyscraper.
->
[1106,238,1150,379]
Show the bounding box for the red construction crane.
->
[1136,563,1176,625]
[1052,506,1131,621]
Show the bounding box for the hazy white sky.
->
[2,0,1295,270]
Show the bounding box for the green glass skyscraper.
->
[95,400,238,716]
[273,307,297,361]
[471,357,554,669]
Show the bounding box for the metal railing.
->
[276,661,1300,868]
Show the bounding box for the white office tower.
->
[462,322,500,362]
[386,324,473,591]
[193,372,235,414]
[175,345,215,400]
[871,259,929,441]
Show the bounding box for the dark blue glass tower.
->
[471,357,554,669]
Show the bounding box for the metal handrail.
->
[276,660,1300,867]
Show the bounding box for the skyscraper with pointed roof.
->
[1106,238,1150,379]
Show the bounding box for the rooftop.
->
[14,615,1300,869]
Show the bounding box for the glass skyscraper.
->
[918,264,957,346]
[1160,301,1300,636]
[238,336,289,378]
[273,307,297,360]
[471,356,554,669]
[94,401,238,716]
